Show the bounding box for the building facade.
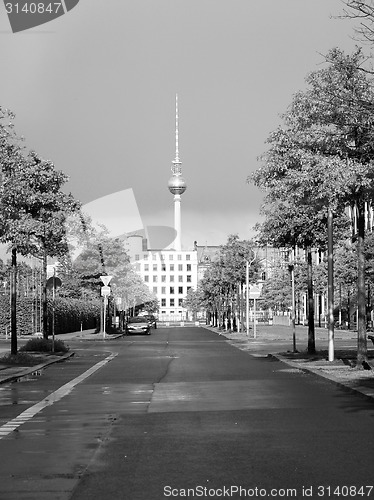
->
[126,234,198,321]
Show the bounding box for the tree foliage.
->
[341,1,374,45]
[250,48,374,365]
[0,107,80,351]
[197,235,260,331]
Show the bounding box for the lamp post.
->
[327,208,335,362]
[288,248,297,353]
[246,261,249,336]
[246,253,259,337]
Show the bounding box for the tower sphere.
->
[168,174,187,195]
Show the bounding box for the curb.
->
[0,332,126,384]
[270,353,374,401]
[0,351,75,385]
[202,325,374,401]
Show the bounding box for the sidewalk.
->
[0,329,124,385]
[203,323,374,400]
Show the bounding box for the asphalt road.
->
[0,326,373,500]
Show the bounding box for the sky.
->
[0,0,361,253]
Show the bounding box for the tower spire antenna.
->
[175,93,179,163]
[172,94,182,175]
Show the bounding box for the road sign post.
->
[101,285,111,337]
[47,272,62,352]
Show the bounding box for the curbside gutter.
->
[269,353,374,401]
[202,325,374,401]
[0,352,75,385]
[0,330,125,385]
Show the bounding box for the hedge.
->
[47,297,101,335]
[0,294,100,336]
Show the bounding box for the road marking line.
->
[0,352,117,440]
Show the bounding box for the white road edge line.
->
[0,352,118,440]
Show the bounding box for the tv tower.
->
[168,94,187,251]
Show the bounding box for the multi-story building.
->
[126,233,198,321]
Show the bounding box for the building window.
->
[135,263,140,271]
[162,264,166,271]
[161,310,166,314]
[186,254,190,260]
[169,254,173,260]
[143,254,148,260]
[178,275,183,282]
[178,286,183,294]
[144,264,149,271]
[177,254,182,261]
[170,275,174,282]
[135,254,139,261]
[187,264,191,271]
[187,286,192,293]
[153,276,158,282]
[187,275,191,282]
[153,264,157,272]
[161,275,166,282]
[152,253,157,260]
[170,264,174,271]
[178,299,183,307]
[161,287,166,294]
[160,254,165,261]
[144,275,149,282]
[170,299,175,307]
[170,287,174,294]
[261,271,266,281]
[161,298,166,307]
[153,287,157,294]
[178,264,183,271]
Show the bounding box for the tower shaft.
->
[174,195,182,252]
[168,94,187,251]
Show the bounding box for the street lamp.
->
[288,249,297,353]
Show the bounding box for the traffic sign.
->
[46,276,62,290]
[101,286,111,297]
[100,275,113,286]
[249,285,261,299]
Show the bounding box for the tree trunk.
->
[306,245,316,354]
[356,202,368,366]
[11,247,17,355]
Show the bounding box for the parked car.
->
[125,317,151,335]
[144,315,157,329]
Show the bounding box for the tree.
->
[0,149,80,344]
[198,235,260,331]
[341,1,374,45]
[0,115,80,350]
[183,286,205,321]
[73,230,158,322]
[249,48,374,367]
[260,265,292,313]
[73,233,130,298]
[254,198,350,353]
